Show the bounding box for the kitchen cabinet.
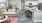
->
[32,11,42,20]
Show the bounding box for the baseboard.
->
[32,18,42,22]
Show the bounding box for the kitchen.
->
[0,0,42,23]
[25,0,42,22]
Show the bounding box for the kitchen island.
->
[29,8,42,22]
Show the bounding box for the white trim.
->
[32,18,42,22]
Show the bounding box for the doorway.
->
[18,0,32,22]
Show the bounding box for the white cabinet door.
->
[34,11,42,19]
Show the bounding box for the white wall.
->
[38,0,42,3]
[25,1,38,5]
[14,0,21,10]
[25,0,42,3]
[0,0,6,2]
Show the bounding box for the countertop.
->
[28,7,41,12]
